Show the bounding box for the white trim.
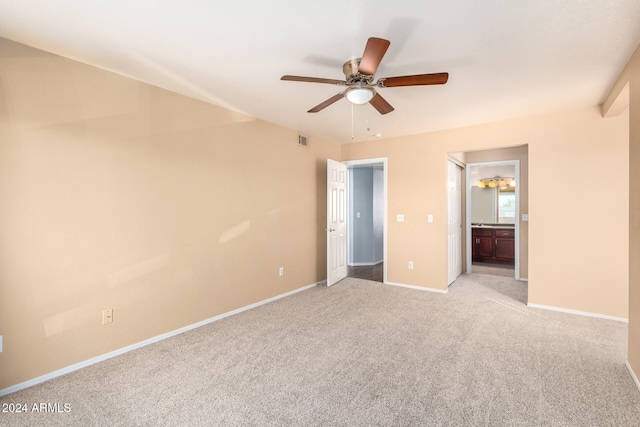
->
[447,155,466,169]
[385,281,448,294]
[0,281,322,397]
[348,260,384,267]
[519,278,529,282]
[527,302,628,323]
[625,360,640,393]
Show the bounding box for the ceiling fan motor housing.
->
[343,58,374,85]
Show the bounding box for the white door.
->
[447,161,463,285]
[327,159,348,286]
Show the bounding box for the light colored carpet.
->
[2,274,639,426]
[472,262,515,277]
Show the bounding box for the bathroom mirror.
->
[470,165,516,224]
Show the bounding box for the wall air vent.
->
[298,135,308,147]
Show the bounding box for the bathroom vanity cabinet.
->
[472,226,515,264]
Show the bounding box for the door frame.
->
[465,160,520,280]
[342,157,388,284]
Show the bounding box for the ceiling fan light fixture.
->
[346,87,375,105]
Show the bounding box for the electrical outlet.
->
[408,261,414,270]
[102,309,113,325]
[279,267,284,277]
[0,335,3,353]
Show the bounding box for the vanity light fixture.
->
[477,176,516,189]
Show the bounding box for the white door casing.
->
[447,161,463,285]
[327,159,348,286]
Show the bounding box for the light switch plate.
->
[428,214,433,223]
[397,214,405,222]
[0,335,3,353]
[522,214,529,221]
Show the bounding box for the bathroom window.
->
[498,193,516,223]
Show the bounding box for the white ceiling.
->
[1,0,639,143]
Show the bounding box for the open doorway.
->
[344,158,387,283]
[466,160,520,280]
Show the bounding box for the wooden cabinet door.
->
[477,236,494,258]
[495,237,515,260]
[473,228,494,261]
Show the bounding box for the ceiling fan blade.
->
[308,92,345,113]
[369,93,394,115]
[358,37,391,76]
[379,72,449,87]
[281,75,345,85]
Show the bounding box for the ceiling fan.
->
[281,37,448,115]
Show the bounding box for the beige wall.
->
[604,43,640,384]
[629,46,640,388]
[0,39,340,390]
[465,146,528,279]
[342,106,628,318]
[629,45,640,390]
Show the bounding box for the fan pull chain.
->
[351,103,354,140]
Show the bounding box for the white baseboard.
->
[527,302,628,323]
[626,360,640,393]
[348,260,383,267]
[0,280,323,397]
[385,281,448,294]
